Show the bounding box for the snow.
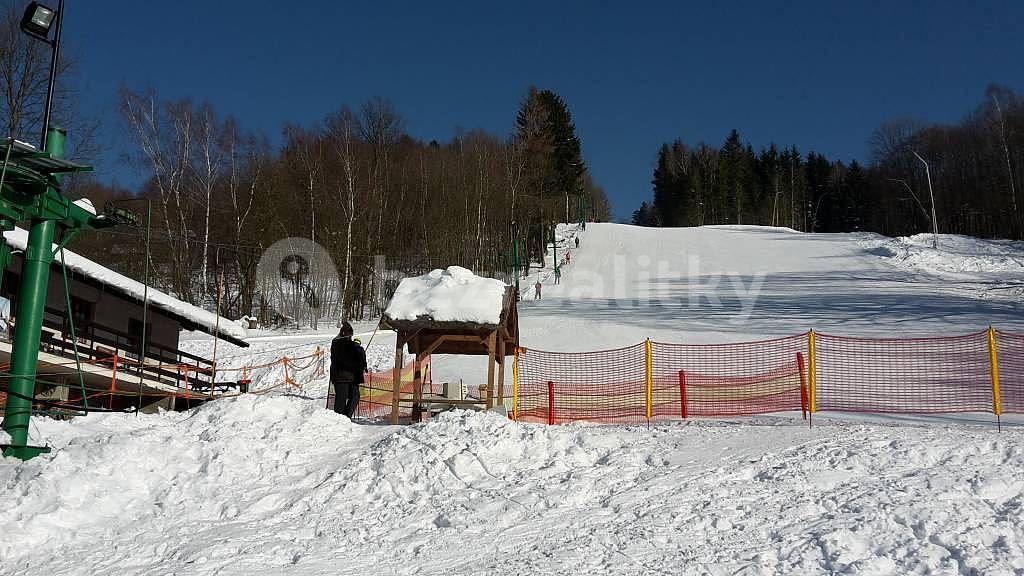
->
[71,198,96,215]
[384,265,508,325]
[5,223,1024,574]
[180,224,1024,390]
[863,233,1024,274]
[2,398,1024,575]
[861,233,1024,302]
[178,323,394,398]
[2,227,247,343]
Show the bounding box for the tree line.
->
[633,84,1024,241]
[66,88,609,327]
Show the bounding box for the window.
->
[70,297,92,328]
[128,318,151,359]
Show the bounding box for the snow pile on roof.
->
[3,396,1024,575]
[71,198,96,215]
[2,227,247,342]
[385,265,507,325]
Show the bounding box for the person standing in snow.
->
[574,236,580,249]
[554,266,561,284]
[565,250,571,265]
[534,280,542,300]
[330,321,367,418]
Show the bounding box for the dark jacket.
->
[330,337,367,383]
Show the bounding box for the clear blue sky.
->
[63,0,1024,219]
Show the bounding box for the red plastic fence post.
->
[678,370,688,419]
[797,352,808,421]
[547,381,555,425]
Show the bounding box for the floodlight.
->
[20,2,56,42]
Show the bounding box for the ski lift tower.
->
[0,0,120,460]
[0,133,113,460]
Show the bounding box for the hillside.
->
[3,224,1024,575]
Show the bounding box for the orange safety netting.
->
[325,358,440,420]
[997,330,1024,414]
[516,343,647,424]
[651,335,808,419]
[813,331,993,414]
[514,329,1014,425]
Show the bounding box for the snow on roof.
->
[2,227,248,344]
[72,198,96,215]
[384,266,508,326]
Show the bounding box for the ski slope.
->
[525,223,1024,350]
[3,224,1024,575]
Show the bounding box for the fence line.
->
[513,327,1023,426]
[325,358,443,421]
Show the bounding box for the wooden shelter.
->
[380,286,518,424]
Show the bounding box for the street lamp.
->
[909,150,940,249]
[19,2,56,39]
[20,0,64,150]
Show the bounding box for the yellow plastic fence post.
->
[645,339,653,421]
[988,327,1002,416]
[807,330,817,413]
[512,347,521,421]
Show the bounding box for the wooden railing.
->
[39,306,216,390]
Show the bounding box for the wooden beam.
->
[413,398,485,406]
[417,332,462,358]
[391,337,404,425]
[412,333,422,423]
[484,331,497,410]
[496,336,506,409]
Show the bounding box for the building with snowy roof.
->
[381,266,518,423]
[0,227,249,413]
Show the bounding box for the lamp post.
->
[20,1,64,150]
[110,198,153,411]
[1,0,110,461]
[910,150,940,249]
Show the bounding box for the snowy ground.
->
[3,398,1024,575]
[4,224,1024,575]
[180,225,1024,391]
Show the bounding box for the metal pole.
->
[552,225,557,272]
[2,128,64,459]
[911,150,939,249]
[134,199,151,413]
[39,0,64,151]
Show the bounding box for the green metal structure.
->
[1,128,111,460]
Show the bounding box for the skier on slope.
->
[331,321,367,418]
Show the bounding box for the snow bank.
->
[864,233,1024,275]
[3,396,1024,575]
[2,227,247,342]
[385,265,507,325]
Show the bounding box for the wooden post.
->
[496,337,506,411]
[678,370,687,419]
[412,334,423,423]
[485,331,497,409]
[797,352,808,421]
[109,353,119,410]
[547,381,555,425]
[391,335,404,424]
